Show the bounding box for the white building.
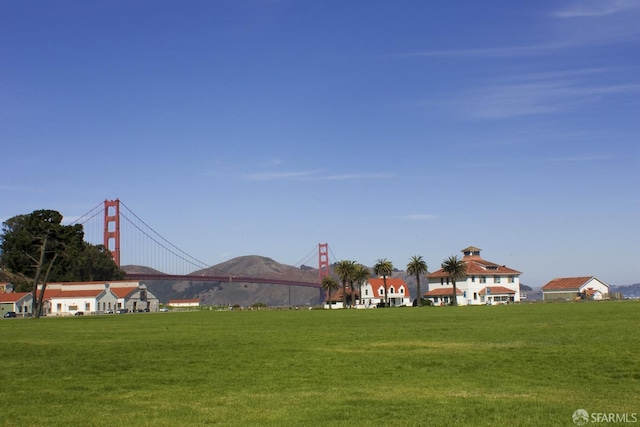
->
[541,276,610,302]
[425,246,522,306]
[167,299,200,308]
[359,277,412,308]
[40,281,159,315]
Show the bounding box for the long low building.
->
[541,276,610,302]
[40,281,159,316]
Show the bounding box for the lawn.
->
[1,302,638,426]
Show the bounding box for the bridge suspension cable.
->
[118,201,210,273]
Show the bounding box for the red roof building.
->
[425,246,522,306]
[541,276,610,301]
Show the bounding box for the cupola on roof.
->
[462,246,482,258]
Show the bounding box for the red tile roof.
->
[479,286,516,295]
[584,288,601,297]
[541,277,594,291]
[0,292,31,303]
[368,278,410,296]
[48,289,104,298]
[428,257,521,278]
[110,287,138,298]
[424,288,463,296]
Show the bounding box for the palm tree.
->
[441,255,467,306]
[351,264,371,306]
[321,276,339,309]
[373,258,394,307]
[407,255,428,307]
[335,260,356,308]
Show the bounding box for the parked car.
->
[74,311,84,316]
[3,312,16,318]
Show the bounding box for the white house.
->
[425,246,522,306]
[167,299,200,308]
[40,281,160,315]
[541,276,610,302]
[360,277,411,308]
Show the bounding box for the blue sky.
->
[2,0,639,287]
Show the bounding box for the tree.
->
[0,209,124,315]
[373,258,393,307]
[351,264,370,306]
[335,260,356,308]
[321,276,339,309]
[407,255,428,307]
[441,255,467,306]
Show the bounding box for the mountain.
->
[610,283,640,299]
[123,256,323,307]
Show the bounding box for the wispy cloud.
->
[543,154,614,162]
[394,42,572,59]
[553,0,637,18]
[464,77,640,120]
[243,170,392,182]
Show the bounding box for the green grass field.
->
[1,302,638,426]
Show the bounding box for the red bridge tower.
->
[104,199,121,267]
[318,243,329,283]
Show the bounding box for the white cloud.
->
[543,154,614,162]
[242,170,392,182]
[553,0,638,18]
[463,77,640,120]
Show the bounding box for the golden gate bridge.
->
[74,199,334,289]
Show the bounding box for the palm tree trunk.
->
[416,275,422,307]
[451,280,457,306]
[383,276,388,307]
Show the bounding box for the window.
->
[494,276,501,283]
[480,296,485,303]
[508,276,515,283]
[400,288,404,294]
[471,276,476,282]
[365,289,369,296]
[463,291,467,298]
[85,303,90,311]
[473,292,478,300]
[389,287,395,294]
[57,303,62,312]
[378,287,385,296]
[480,276,486,283]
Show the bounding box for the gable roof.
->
[368,278,410,298]
[541,276,595,291]
[368,278,408,289]
[0,292,32,303]
[110,287,139,298]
